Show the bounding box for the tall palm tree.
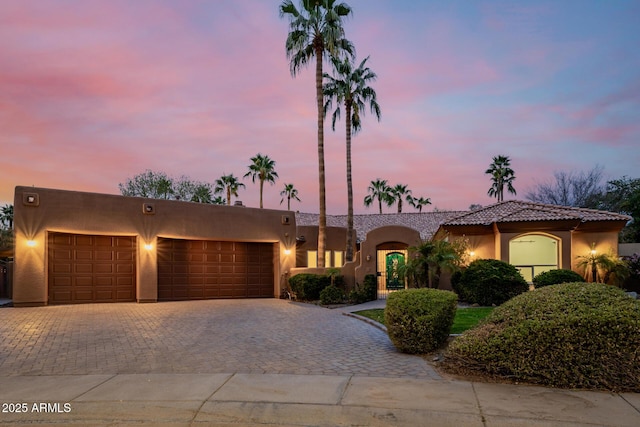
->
[324,55,381,262]
[214,174,245,206]
[280,183,301,211]
[244,153,278,209]
[485,155,516,202]
[410,196,431,213]
[280,0,354,267]
[389,183,412,213]
[364,179,392,214]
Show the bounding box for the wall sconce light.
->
[590,243,597,255]
[469,251,475,257]
[366,255,371,262]
[284,249,292,255]
[26,240,37,247]
[144,243,153,251]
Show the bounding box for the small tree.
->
[389,183,412,213]
[245,153,278,209]
[575,245,630,286]
[401,240,466,288]
[525,165,605,208]
[364,178,392,214]
[410,196,431,213]
[214,174,245,206]
[485,155,516,202]
[280,183,301,211]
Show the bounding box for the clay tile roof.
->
[443,200,631,226]
[296,211,464,241]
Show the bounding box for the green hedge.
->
[320,285,345,305]
[289,274,331,301]
[452,259,528,306]
[533,269,585,288]
[444,282,640,391]
[385,288,458,354]
[350,274,378,304]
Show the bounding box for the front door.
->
[376,249,407,299]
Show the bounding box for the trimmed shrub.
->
[453,259,528,306]
[443,282,640,391]
[533,269,585,288]
[320,285,345,305]
[385,288,458,354]
[349,274,378,304]
[288,274,331,301]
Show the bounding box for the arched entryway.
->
[509,233,559,282]
[376,242,408,299]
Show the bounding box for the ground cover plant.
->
[452,259,528,305]
[385,289,457,354]
[354,307,493,334]
[443,282,640,391]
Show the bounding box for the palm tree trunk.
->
[378,198,382,214]
[259,179,264,208]
[398,199,402,213]
[287,195,291,211]
[345,102,354,262]
[315,44,326,268]
[227,188,231,205]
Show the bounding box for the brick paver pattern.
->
[0,300,440,379]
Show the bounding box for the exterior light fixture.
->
[144,243,153,251]
[26,240,37,247]
[366,255,371,262]
[590,243,597,256]
[469,251,475,257]
[284,249,292,255]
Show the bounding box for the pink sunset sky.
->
[1,0,639,214]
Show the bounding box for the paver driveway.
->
[0,300,440,379]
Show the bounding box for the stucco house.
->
[294,201,630,296]
[12,186,630,305]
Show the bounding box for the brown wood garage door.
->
[157,238,274,300]
[48,232,136,304]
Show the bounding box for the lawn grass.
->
[353,307,494,334]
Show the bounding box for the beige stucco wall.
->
[570,229,621,272]
[354,225,421,286]
[13,186,295,306]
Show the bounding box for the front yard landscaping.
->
[353,306,494,334]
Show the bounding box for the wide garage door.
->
[157,238,274,300]
[48,232,136,304]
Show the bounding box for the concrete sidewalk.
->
[0,373,638,426]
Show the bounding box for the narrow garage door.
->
[157,238,274,300]
[48,232,136,304]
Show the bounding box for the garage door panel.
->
[117,264,134,274]
[117,251,133,261]
[76,264,93,274]
[48,232,136,304]
[157,238,273,301]
[76,250,93,260]
[95,251,113,261]
[53,263,72,274]
[76,235,93,246]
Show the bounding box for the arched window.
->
[509,234,559,282]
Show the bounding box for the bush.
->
[385,288,458,354]
[288,274,331,301]
[453,259,528,306]
[349,274,378,304]
[320,285,345,305]
[443,282,640,391]
[533,269,585,288]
